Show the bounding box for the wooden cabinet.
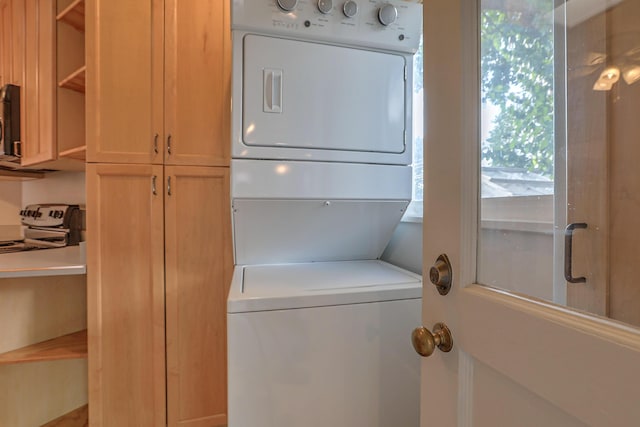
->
[0,0,24,87]
[165,166,232,426]
[20,0,86,168]
[21,0,56,165]
[87,1,232,423]
[87,164,166,426]
[87,0,230,166]
[0,0,86,168]
[87,164,232,426]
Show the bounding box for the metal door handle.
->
[411,323,453,357]
[564,222,587,283]
[152,175,157,195]
[429,254,452,295]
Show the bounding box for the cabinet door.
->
[164,0,230,167]
[21,0,56,166]
[0,0,23,86]
[165,166,232,427]
[86,0,164,164]
[87,163,166,427]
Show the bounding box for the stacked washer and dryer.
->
[228,0,423,425]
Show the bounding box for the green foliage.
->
[481,1,554,178]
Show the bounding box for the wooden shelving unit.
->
[58,65,86,93]
[0,169,44,180]
[57,0,86,163]
[0,330,87,365]
[56,0,85,32]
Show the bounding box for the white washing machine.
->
[228,0,423,425]
[228,261,421,427]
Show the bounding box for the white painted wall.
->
[0,181,22,225]
[22,171,86,206]
[381,221,423,275]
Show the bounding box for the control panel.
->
[20,204,81,228]
[232,0,422,53]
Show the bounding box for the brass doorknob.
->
[429,254,452,295]
[411,322,453,357]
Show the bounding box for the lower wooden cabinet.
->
[87,163,232,426]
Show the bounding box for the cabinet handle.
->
[167,134,172,155]
[167,176,172,196]
[152,175,157,195]
[153,134,159,154]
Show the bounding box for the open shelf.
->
[56,0,85,32]
[0,169,44,180]
[41,404,88,427]
[0,330,87,365]
[59,145,86,161]
[58,65,86,93]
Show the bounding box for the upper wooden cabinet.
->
[21,0,86,168]
[0,0,24,88]
[21,0,56,166]
[86,0,230,166]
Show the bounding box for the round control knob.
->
[343,0,358,18]
[378,3,397,26]
[318,0,333,14]
[277,0,298,12]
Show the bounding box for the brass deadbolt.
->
[411,322,453,357]
[429,254,452,295]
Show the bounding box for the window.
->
[405,35,424,221]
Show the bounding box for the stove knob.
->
[277,0,298,12]
[343,0,358,18]
[318,0,333,14]
[378,3,397,26]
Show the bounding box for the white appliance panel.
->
[231,159,412,200]
[231,0,422,54]
[241,34,407,155]
[228,260,421,312]
[232,199,408,264]
[228,298,421,427]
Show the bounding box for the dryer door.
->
[237,35,409,163]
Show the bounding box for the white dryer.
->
[228,0,423,425]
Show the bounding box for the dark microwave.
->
[0,84,21,161]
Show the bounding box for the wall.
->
[0,181,21,224]
[0,171,87,426]
[0,181,22,242]
[381,221,423,275]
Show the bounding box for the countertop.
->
[0,244,86,278]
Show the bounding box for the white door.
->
[419,1,640,426]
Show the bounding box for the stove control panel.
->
[20,204,81,228]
